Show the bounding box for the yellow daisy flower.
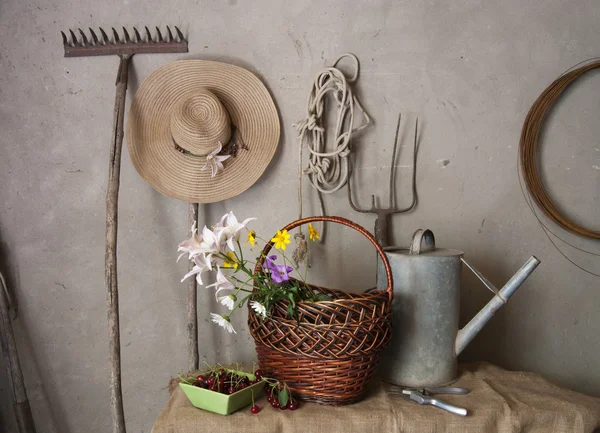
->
[246,230,256,247]
[308,223,320,242]
[271,229,291,250]
[223,251,239,269]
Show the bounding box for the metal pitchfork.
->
[61,27,188,433]
[347,114,419,247]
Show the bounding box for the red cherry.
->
[195,379,207,389]
[270,400,280,409]
[254,369,263,380]
[196,375,205,381]
[288,401,299,410]
[251,405,260,414]
[218,378,225,390]
[206,377,215,388]
[279,404,288,410]
[239,383,248,390]
[267,396,274,404]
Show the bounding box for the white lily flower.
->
[177,221,204,261]
[200,142,231,178]
[210,313,237,334]
[199,225,226,258]
[206,266,235,297]
[180,254,213,285]
[216,211,257,251]
[218,294,237,310]
[250,301,267,319]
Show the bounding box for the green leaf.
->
[279,389,289,407]
[286,303,294,318]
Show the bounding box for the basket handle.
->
[253,216,393,302]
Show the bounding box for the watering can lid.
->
[384,229,464,257]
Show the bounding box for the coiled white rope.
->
[293,53,371,247]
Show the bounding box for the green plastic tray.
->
[180,379,264,415]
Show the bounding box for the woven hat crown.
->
[170,88,231,156]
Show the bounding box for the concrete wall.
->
[1,0,599,431]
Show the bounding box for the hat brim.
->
[126,60,280,203]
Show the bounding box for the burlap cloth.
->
[152,362,600,433]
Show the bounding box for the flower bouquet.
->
[178,211,324,334]
[179,213,394,406]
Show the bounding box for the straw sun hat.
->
[126,60,280,203]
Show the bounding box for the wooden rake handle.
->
[254,216,393,301]
[104,54,130,433]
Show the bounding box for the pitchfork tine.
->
[112,28,120,43]
[175,26,184,42]
[155,27,164,42]
[122,27,131,43]
[133,27,142,43]
[61,31,68,46]
[167,26,174,42]
[145,26,153,43]
[89,28,99,45]
[99,27,110,44]
[69,29,79,46]
[389,113,402,208]
[78,28,89,46]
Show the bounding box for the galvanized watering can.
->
[376,229,540,387]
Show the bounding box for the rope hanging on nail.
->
[293,53,371,252]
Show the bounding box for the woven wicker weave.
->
[248,216,393,405]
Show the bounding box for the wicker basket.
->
[248,216,393,405]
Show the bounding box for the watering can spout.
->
[455,256,541,356]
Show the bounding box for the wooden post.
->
[187,203,199,372]
[105,54,130,433]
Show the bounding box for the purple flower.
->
[263,255,293,283]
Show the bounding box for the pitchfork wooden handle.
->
[256,216,393,301]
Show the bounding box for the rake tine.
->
[100,27,110,44]
[133,27,142,43]
[167,26,174,42]
[61,31,69,46]
[89,28,99,45]
[122,27,131,43]
[155,26,164,42]
[175,26,185,42]
[145,26,153,43]
[112,27,120,43]
[78,28,89,46]
[68,29,79,46]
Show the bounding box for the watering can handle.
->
[409,229,436,255]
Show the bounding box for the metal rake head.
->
[61,26,188,57]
